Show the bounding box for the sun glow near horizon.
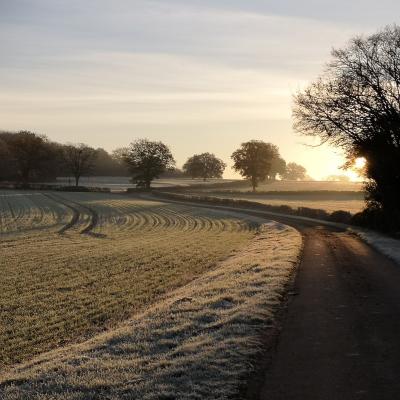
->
[342,157,367,182]
[1,1,393,183]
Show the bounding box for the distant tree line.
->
[0,131,128,185]
[0,131,307,188]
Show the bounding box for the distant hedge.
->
[0,182,110,193]
[153,191,354,225]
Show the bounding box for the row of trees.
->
[0,131,128,185]
[120,139,307,190]
[182,145,307,186]
[0,132,307,189]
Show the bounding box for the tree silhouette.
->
[268,156,286,180]
[183,153,226,181]
[294,25,400,230]
[122,139,175,189]
[0,138,13,180]
[282,162,307,181]
[63,144,97,186]
[7,131,53,184]
[231,140,277,191]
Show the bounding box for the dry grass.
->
[207,180,364,192]
[0,221,302,400]
[200,194,365,214]
[0,191,70,233]
[178,182,366,214]
[0,191,261,369]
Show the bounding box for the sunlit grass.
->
[0,191,259,369]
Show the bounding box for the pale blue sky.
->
[1,1,399,178]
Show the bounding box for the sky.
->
[1,0,399,179]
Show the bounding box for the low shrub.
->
[297,207,329,220]
[56,186,110,193]
[329,210,353,224]
[351,208,400,236]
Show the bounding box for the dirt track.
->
[147,196,400,400]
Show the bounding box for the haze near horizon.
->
[1,0,399,179]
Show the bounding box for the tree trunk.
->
[251,176,257,192]
[75,176,79,186]
[21,168,30,185]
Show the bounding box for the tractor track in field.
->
[43,193,101,236]
[6,200,16,222]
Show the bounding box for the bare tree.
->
[293,25,400,230]
[63,144,96,186]
[92,148,129,176]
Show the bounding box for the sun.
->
[354,157,367,169]
[342,157,367,182]
[341,157,367,182]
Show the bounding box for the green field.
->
[0,190,259,369]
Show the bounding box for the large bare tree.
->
[293,25,400,230]
[63,144,96,186]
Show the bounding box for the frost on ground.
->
[351,228,400,266]
[0,222,301,400]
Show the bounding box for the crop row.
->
[0,191,260,368]
[0,191,259,237]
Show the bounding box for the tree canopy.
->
[282,162,307,181]
[231,141,278,191]
[5,131,55,183]
[0,130,310,193]
[183,153,226,180]
[293,25,400,230]
[269,156,287,180]
[121,139,175,188]
[63,144,97,186]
